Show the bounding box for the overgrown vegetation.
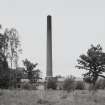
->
[0,27,10,89]
[23,59,42,84]
[46,78,57,89]
[93,79,105,90]
[75,81,85,90]
[1,89,105,105]
[63,75,75,92]
[76,44,105,90]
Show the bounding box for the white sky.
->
[0,0,105,78]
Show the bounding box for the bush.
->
[60,94,68,99]
[0,59,10,89]
[21,83,32,90]
[37,99,49,104]
[46,79,57,90]
[0,90,4,96]
[93,79,105,90]
[87,81,101,92]
[0,76,9,89]
[75,81,85,90]
[86,79,105,91]
[63,75,75,92]
[100,79,105,89]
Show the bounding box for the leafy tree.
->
[3,28,22,88]
[76,44,105,86]
[0,52,9,88]
[0,26,22,88]
[23,59,42,84]
[5,28,22,69]
[0,26,9,88]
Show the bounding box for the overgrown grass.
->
[0,89,105,105]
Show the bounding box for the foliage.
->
[0,90,3,96]
[63,75,75,92]
[21,83,32,90]
[100,79,105,89]
[15,69,23,84]
[37,99,50,104]
[76,44,105,86]
[1,28,22,88]
[9,69,23,88]
[93,79,105,90]
[0,28,10,88]
[5,28,22,69]
[23,59,42,84]
[75,81,85,90]
[0,26,22,88]
[46,78,57,90]
[0,59,9,89]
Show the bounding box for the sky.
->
[0,0,105,78]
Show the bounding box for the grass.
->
[0,89,105,105]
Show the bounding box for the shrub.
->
[37,99,49,104]
[84,78,104,91]
[60,94,68,99]
[46,79,57,90]
[100,79,105,89]
[88,82,100,92]
[0,60,9,89]
[93,79,105,90]
[94,80,101,90]
[0,90,4,96]
[21,83,32,90]
[75,81,85,90]
[63,75,75,92]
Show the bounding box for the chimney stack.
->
[46,15,53,79]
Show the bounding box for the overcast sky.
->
[0,0,105,78]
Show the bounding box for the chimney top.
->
[47,15,51,17]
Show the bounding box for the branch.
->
[76,65,99,74]
[75,66,91,71]
[98,74,105,78]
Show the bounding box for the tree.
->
[4,28,22,87]
[0,26,22,88]
[23,59,42,84]
[0,28,9,58]
[76,44,105,86]
[0,52,9,88]
[0,26,9,88]
[5,28,22,69]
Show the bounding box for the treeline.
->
[1,24,105,91]
[0,26,21,89]
[0,26,41,89]
[47,44,105,91]
[46,75,105,92]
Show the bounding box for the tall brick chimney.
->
[46,15,53,79]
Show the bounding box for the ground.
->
[0,89,105,105]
